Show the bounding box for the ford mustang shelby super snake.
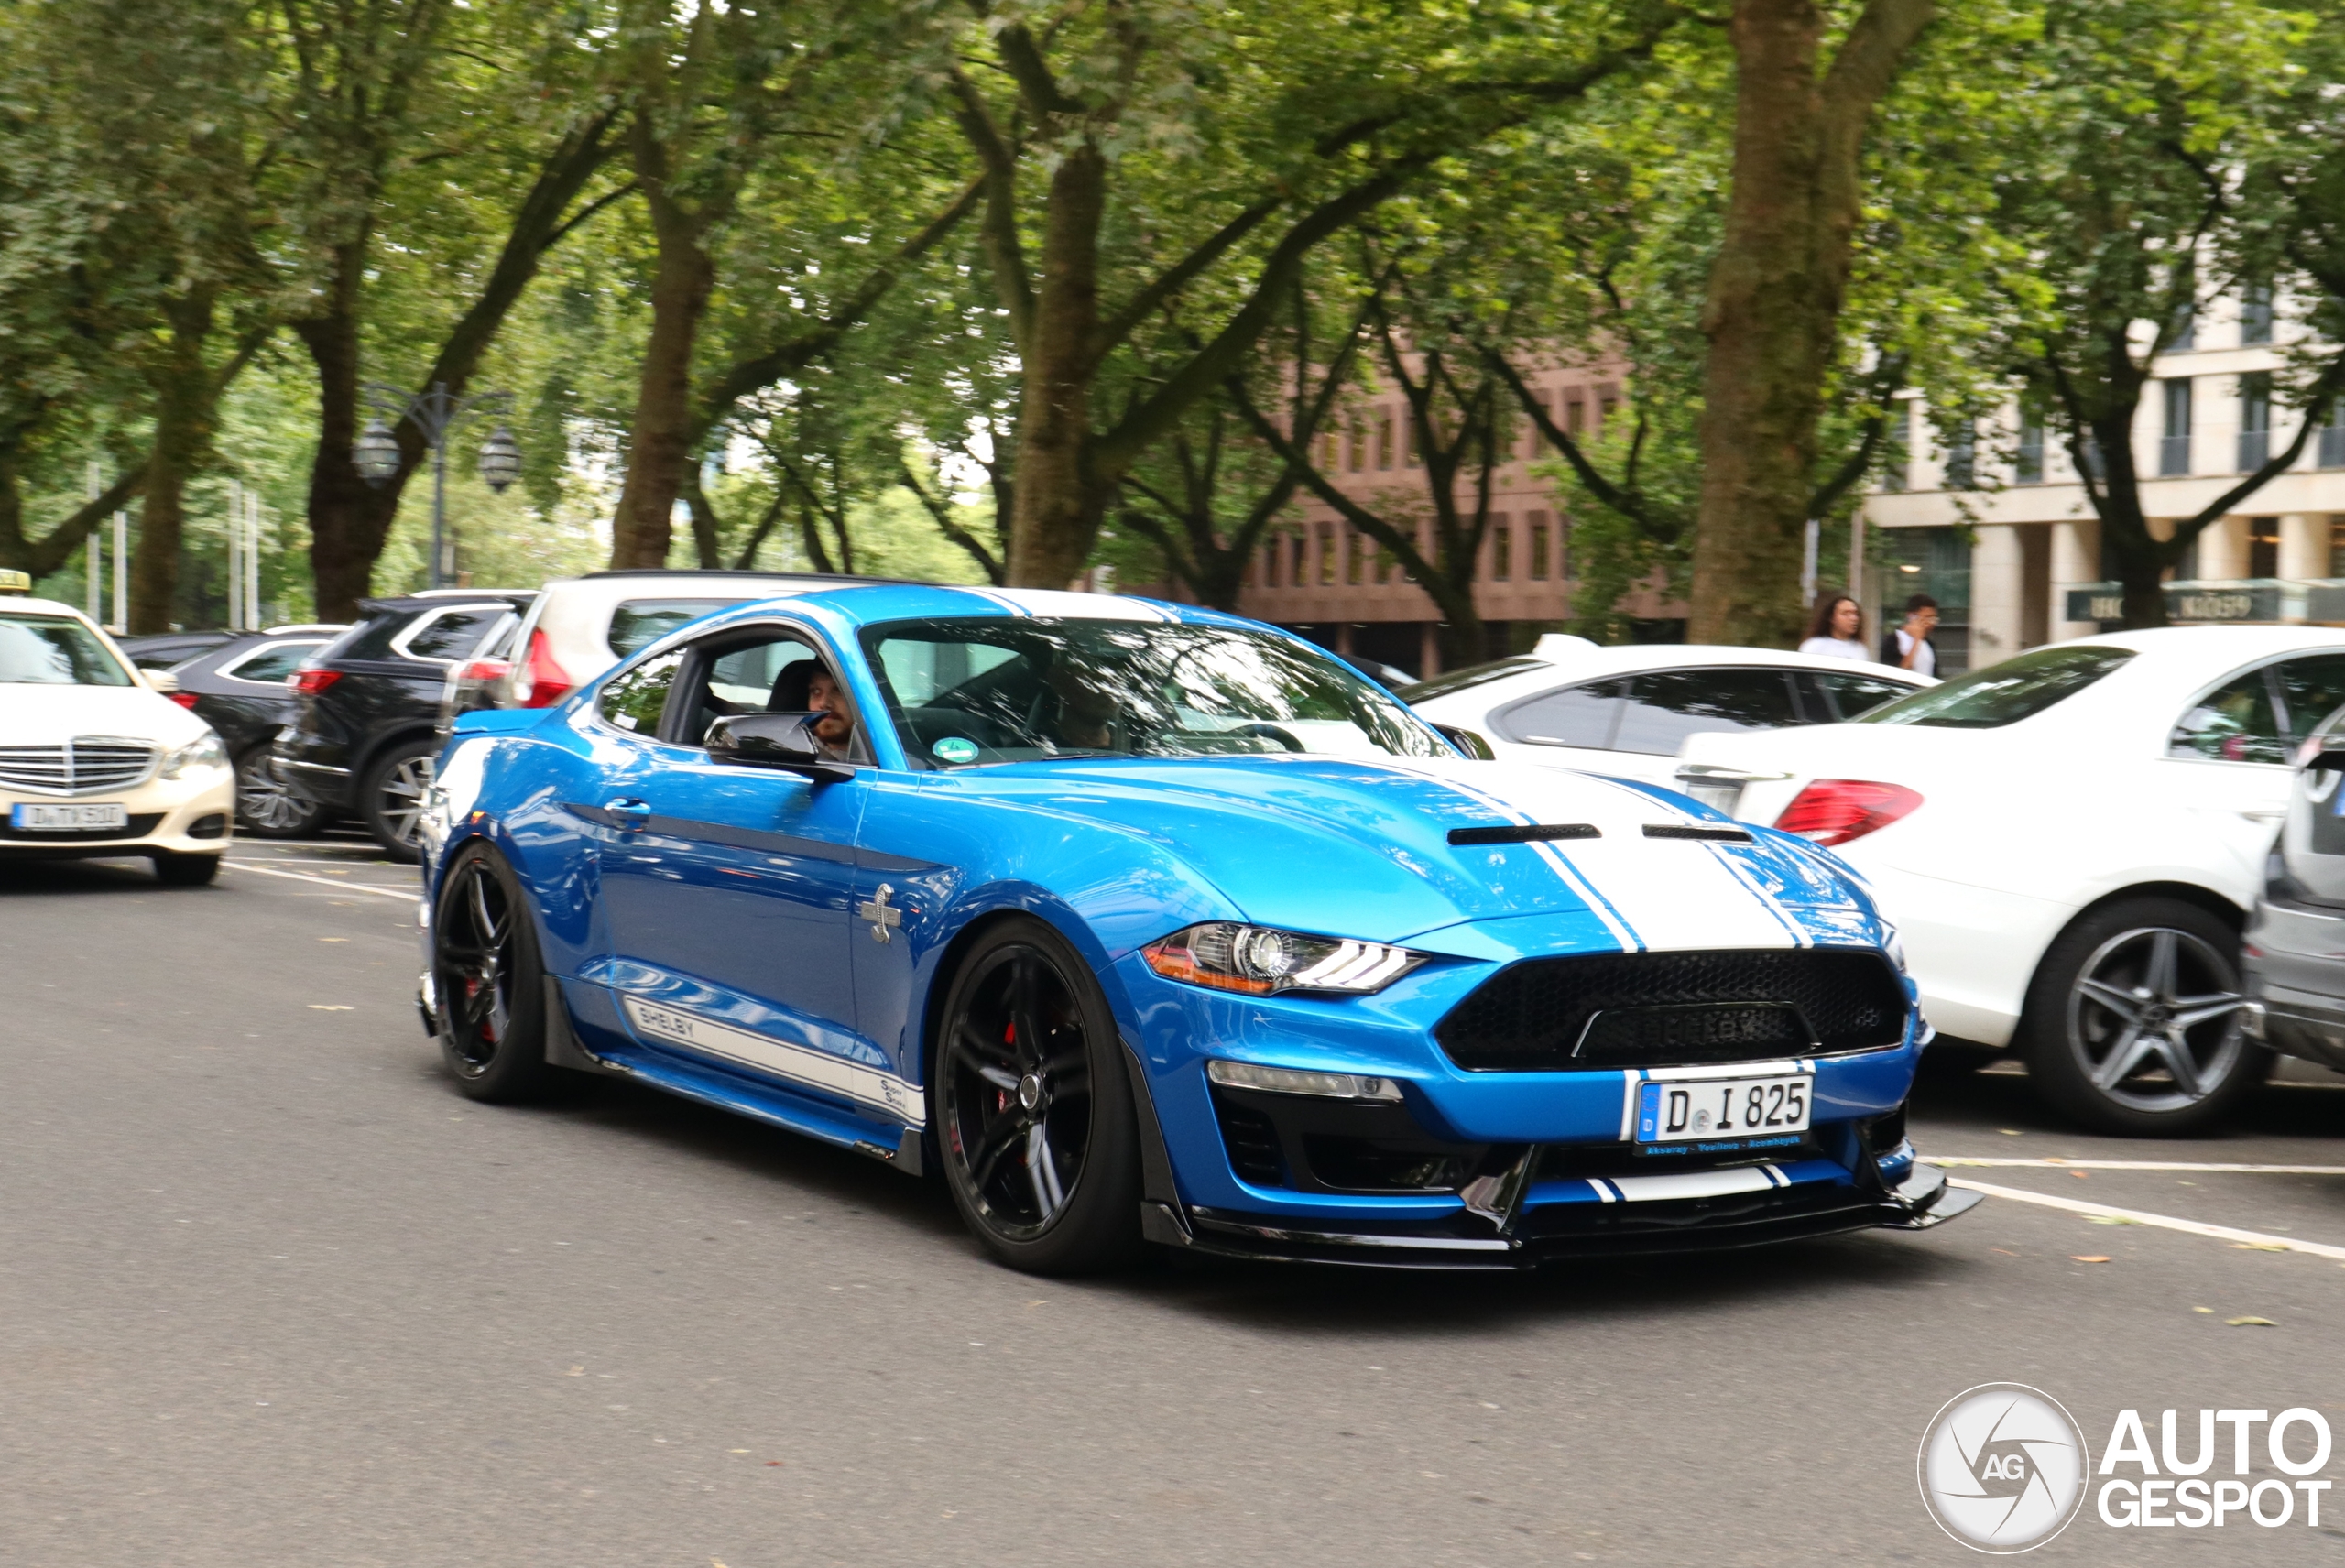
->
[414,585,1976,1272]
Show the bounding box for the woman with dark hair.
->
[1799,593,1870,661]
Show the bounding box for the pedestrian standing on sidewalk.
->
[1882,593,1940,676]
[1797,594,1871,662]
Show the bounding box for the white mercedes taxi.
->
[0,573,234,884]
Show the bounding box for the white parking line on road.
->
[224,860,419,902]
[1948,1178,2345,1261]
[1938,1158,2345,1175]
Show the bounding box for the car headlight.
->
[1140,921,1426,996]
[159,731,227,779]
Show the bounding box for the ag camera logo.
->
[1918,1384,2089,1552]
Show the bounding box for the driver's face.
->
[805,669,853,742]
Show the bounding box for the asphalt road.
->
[7,844,2345,1566]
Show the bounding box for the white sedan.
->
[1675,626,2345,1134]
[0,590,235,884]
[1402,635,1929,785]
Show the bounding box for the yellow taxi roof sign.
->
[0,568,31,595]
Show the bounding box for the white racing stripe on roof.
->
[983,589,1179,622]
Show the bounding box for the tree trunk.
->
[608,180,715,570]
[1007,148,1107,588]
[1689,0,1934,646]
[131,293,217,634]
[296,238,407,620]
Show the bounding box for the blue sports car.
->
[414,584,1977,1273]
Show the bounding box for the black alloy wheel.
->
[2020,897,2269,1135]
[363,741,437,863]
[936,920,1140,1273]
[234,746,330,838]
[431,843,553,1102]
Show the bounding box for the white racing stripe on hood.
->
[1389,758,1803,953]
[1590,774,1813,948]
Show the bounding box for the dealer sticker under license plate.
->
[1637,1074,1811,1144]
[10,801,127,832]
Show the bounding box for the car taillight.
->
[460,658,510,684]
[169,691,199,710]
[1773,779,1923,847]
[291,668,342,696]
[513,629,573,708]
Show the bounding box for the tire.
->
[234,746,331,838]
[933,918,1141,1275]
[361,740,437,863]
[151,852,221,887]
[430,841,557,1103]
[2017,897,2271,1135]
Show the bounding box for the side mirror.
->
[705,711,854,782]
[1431,723,1495,760]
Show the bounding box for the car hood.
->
[0,681,209,746]
[941,754,1875,953]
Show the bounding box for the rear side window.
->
[1609,668,1802,755]
[1860,646,2134,729]
[328,613,409,662]
[1805,670,1914,722]
[1495,679,1628,748]
[224,640,328,683]
[400,607,505,662]
[2275,653,2345,747]
[1395,656,1548,703]
[2171,668,2285,764]
[608,598,734,658]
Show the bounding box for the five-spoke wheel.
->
[364,741,437,862]
[935,920,1138,1272]
[234,746,330,838]
[2022,897,2268,1134]
[431,844,551,1101]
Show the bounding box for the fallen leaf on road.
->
[318,937,348,942]
[1991,1247,2019,1257]
[307,1005,354,1011]
[2193,1307,2214,1313]
[564,1366,584,1376]
[2227,1317,2277,1327]
[2071,1171,2090,1179]
[2087,1215,2140,1225]
[2071,1256,2111,1263]
[2231,1242,2289,1252]
[765,1460,785,1467]
[1999,1128,2023,1136]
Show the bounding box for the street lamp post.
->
[353,381,522,590]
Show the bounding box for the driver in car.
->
[802,666,857,763]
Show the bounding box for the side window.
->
[1807,670,1914,722]
[401,607,505,662]
[2274,653,2345,747]
[2170,668,2286,764]
[600,650,684,735]
[1493,679,1628,749]
[224,640,326,684]
[1609,668,1801,756]
[680,632,866,758]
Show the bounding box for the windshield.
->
[1858,645,2134,729]
[0,613,135,686]
[860,617,1451,767]
[1394,656,1547,702]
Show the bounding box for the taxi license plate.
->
[1637,1074,1811,1144]
[11,801,127,832]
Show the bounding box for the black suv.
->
[275,591,534,859]
[160,626,350,837]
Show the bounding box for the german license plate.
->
[10,801,127,832]
[1637,1074,1811,1144]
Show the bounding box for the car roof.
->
[4,596,101,621]
[2076,625,2345,665]
[1404,640,1927,712]
[696,583,1258,634]
[577,568,917,585]
[356,591,535,615]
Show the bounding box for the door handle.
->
[604,796,650,829]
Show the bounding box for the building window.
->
[1286,532,1303,587]
[1527,511,1551,581]
[1316,430,1338,472]
[2248,517,2280,580]
[1565,395,1586,436]
[2161,379,2193,475]
[1347,529,1366,585]
[2322,401,2345,471]
[1943,420,1976,491]
[1317,527,1336,585]
[1526,392,1550,457]
[2016,411,2044,484]
[2239,372,2272,472]
[1347,426,1366,474]
[1491,518,1511,583]
[2329,517,2345,577]
[2241,281,2274,346]
[2167,277,2197,351]
[1880,403,1910,493]
[1376,414,1394,471]
[1596,386,1619,428]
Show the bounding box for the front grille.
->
[0,737,158,796]
[1212,1097,1285,1186]
[1434,948,1908,1071]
